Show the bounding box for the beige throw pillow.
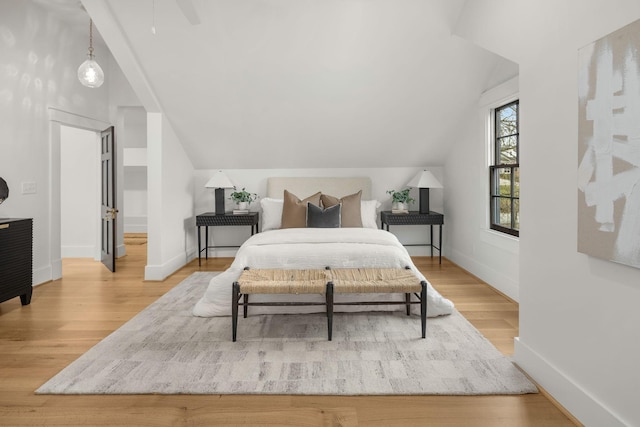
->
[321,190,363,227]
[281,190,322,228]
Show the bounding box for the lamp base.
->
[419,188,430,214]
[215,188,226,215]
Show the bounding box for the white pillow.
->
[361,199,381,229]
[260,197,381,231]
[260,197,284,231]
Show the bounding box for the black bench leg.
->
[420,281,427,339]
[241,266,250,319]
[232,282,240,342]
[405,293,411,315]
[326,281,334,341]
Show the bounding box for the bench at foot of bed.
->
[231,267,427,341]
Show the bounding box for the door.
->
[100,126,117,272]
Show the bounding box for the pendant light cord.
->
[88,19,94,57]
[151,0,157,34]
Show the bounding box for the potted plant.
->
[387,188,415,212]
[229,187,258,210]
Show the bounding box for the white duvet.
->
[192,228,454,317]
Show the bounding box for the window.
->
[490,100,519,237]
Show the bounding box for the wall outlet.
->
[22,182,37,194]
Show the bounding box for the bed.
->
[192,177,454,318]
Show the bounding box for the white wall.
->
[0,1,110,284]
[60,126,99,259]
[144,112,195,280]
[122,107,147,233]
[123,166,147,233]
[193,167,444,258]
[108,59,144,254]
[455,1,640,426]
[445,77,520,301]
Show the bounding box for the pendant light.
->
[77,19,104,88]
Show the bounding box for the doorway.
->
[48,108,121,280]
[60,125,101,261]
[59,126,118,272]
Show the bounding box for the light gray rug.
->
[37,272,537,395]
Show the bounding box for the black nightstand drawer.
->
[197,212,259,227]
[380,211,443,225]
[380,211,443,264]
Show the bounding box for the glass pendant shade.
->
[78,19,104,88]
[77,55,104,88]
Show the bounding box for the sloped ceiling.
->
[85,0,517,169]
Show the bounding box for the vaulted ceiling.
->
[84,0,517,169]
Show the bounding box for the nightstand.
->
[380,210,444,263]
[196,212,260,266]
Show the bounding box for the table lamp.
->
[406,170,442,214]
[205,170,234,215]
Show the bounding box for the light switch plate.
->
[22,182,36,194]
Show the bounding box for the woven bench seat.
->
[232,267,427,342]
[330,268,422,293]
[235,268,329,294]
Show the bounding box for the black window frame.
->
[489,100,519,237]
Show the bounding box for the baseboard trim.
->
[123,216,147,234]
[144,249,196,281]
[116,243,126,258]
[514,337,628,427]
[447,248,519,301]
[203,248,239,258]
[124,225,148,233]
[33,265,53,286]
[61,245,97,259]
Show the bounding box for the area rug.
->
[36,272,537,395]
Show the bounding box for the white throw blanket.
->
[192,228,454,317]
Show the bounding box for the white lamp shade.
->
[205,170,234,188]
[406,170,442,188]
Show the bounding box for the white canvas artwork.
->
[578,18,640,269]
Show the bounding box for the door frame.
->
[48,108,117,280]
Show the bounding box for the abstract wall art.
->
[578,18,640,269]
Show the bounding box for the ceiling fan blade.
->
[176,0,201,25]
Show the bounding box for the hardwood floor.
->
[0,238,579,426]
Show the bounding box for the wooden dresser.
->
[0,218,33,305]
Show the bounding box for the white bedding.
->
[192,227,454,317]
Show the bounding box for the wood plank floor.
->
[0,238,580,426]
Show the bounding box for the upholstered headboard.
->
[266,177,372,200]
